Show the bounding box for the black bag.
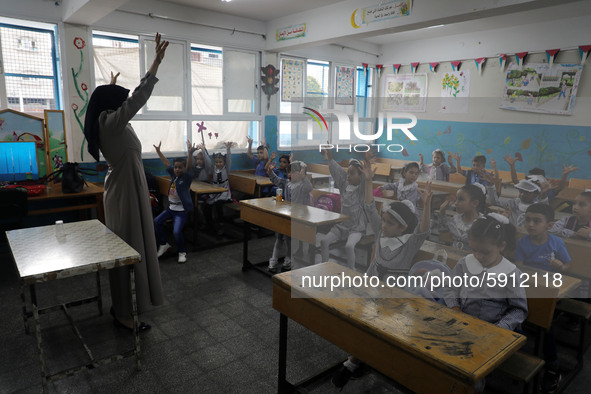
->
[46,162,98,193]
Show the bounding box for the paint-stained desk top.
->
[7,219,140,284]
[273,262,526,391]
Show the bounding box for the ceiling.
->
[162,0,345,22]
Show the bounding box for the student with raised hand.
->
[205,141,234,235]
[332,157,433,390]
[246,136,271,195]
[376,162,421,210]
[316,147,367,269]
[83,32,169,332]
[153,140,197,263]
[266,160,313,272]
[362,158,433,280]
[438,183,487,251]
[453,153,493,187]
[419,149,456,181]
[193,143,212,183]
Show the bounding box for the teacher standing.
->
[83,33,168,330]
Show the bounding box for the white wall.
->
[378,14,591,127]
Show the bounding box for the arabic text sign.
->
[363,0,411,24]
[276,23,307,41]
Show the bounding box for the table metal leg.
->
[96,271,103,316]
[193,201,199,252]
[32,300,49,393]
[129,266,141,371]
[278,313,291,393]
[20,281,29,334]
[242,221,251,272]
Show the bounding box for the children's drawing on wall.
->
[440,70,470,113]
[335,65,355,105]
[382,73,428,112]
[500,63,582,115]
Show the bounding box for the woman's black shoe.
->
[110,307,151,332]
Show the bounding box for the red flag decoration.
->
[393,64,401,74]
[410,62,419,74]
[451,61,462,71]
[362,63,368,82]
[515,52,528,68]
[499,54,507,70]
[545,49,560,67]
[579,45,591,65]
[429,62,439,72]
[474,57,486,74]
[376,64,383,79]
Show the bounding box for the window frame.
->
[91,30,262,159]
[0,21,61,112]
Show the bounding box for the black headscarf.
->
[83,84,130,161]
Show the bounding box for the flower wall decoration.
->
[71,37,89,160]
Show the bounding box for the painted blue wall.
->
[376,119,591,180]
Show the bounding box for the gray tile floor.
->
[2,234,591,393]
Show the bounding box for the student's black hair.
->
[526,202,555,222]
[279,154,290,163]
[212,152,227,164]
[472,155,486,165]
[385,201,418,235]
[401,162,420,179]
[256,145,265,152]
[528,168,546,176]
[469,215,517,253]
[460,184,488,214]
[173,157,187,167]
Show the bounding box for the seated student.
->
[246,136,271,195]
[419,149,456,181]
[267,160,313,273]
[331,160,433,390]
[438,183,487,251]
[376,162,421,209]
[193,143,212,182]
[441,214,528,394]
[153,140,197,263]
[550,190,591,240]
[316,149,367,269]
[265,151,290,195]
[205,141,234,235]
[514,203,571,392]
[452,153,492,187]
[504,154,578,202]
[485,170,544,227]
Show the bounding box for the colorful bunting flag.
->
[579,45,591,65]
[393,64,401,74]
[410,62,419,74]
[362,63,368,81]
[376,64,383,79]
[515,52,528,68]
[429,62,439,72]
[545,49,560,67]
[451,61,461,71]
[474,57,486,74]
[499,54,507,70]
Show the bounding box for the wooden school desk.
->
[156,176,227,250]
[228,171,273,197]
[28,182,105,223]
[239,198,349,272]
[273,262,526,393]
[6,220,141,392]
[306,171,330,187]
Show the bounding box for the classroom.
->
[1,0,591,393]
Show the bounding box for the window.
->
[0,17,60,112]
[92,31,261,156]
[278,58,375,149]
